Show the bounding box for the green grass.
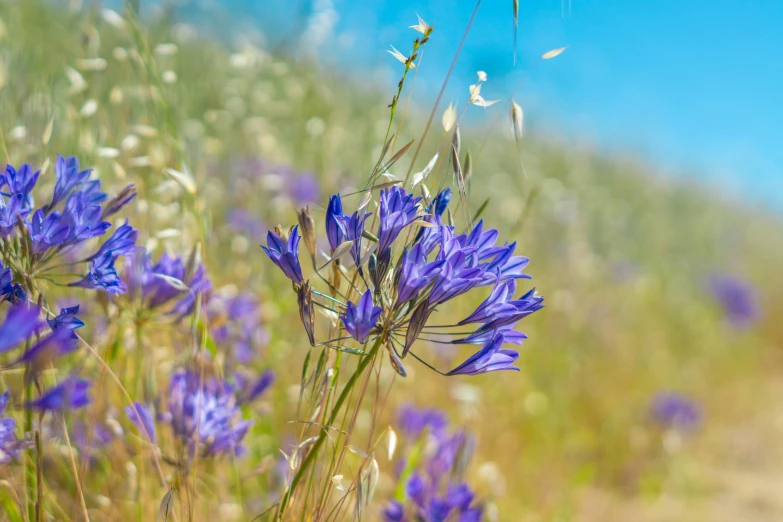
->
[0,1,781,520]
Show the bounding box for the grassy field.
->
[0,1,781,521]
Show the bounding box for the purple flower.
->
[60,189,110,245]
[650,392,702,432]
[430,188,452,217]
[0,305,43,353]
[47,306,84,339]
[87,221,137,261]
[337,211,371,268]
[706,273,761,329]
[452,324,527,346]
[459,279,520,325]
[341,290,382,343]
[378,186,422,253]
[48,155,92,210]
[29,209,70,254]
[235,369,275,405]
[446,332,520,376]
[469,288,544,334]
[27,378,91,412]
[168,262,212,319]
[11,328,78,369]
[325,194,345,252]
[164,370,252,457]
[70,251,127,294]
[2,163,40,208]
[398,404,448,439]
[0,261,25,304]
[287,172,321,205]
[261,226,304,284]
[0,194,29,238]
[125,402,157,444]
[0,391,33,463]
[397,244,444,304]
[382,500,405,522]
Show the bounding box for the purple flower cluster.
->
[125,249,212,318]
[384,405,484,522]
[649,392,702,433]
[126,368,273,458]
[705,273,761,329]
[1,155,137,295]
[262,184,543,377]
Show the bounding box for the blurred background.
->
[2,0,782,520]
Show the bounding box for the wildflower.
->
[0,193,28,238]
[384,406,484,522]
[2,163,39,208]
[234,369,275,405]
[86,220,138,261]
[27,378,91,412]
[341,290,382,343]
[459,280,543,328]
[397,404,447,439]
[0,305,43,353]
[650,392,702,433]
[325,194,345,253]
[29,209,70,254]
[0,391,33,463]
[378,186,422,253]
[46,306,84,339]
[430,188,452,217]
[397,244,444,304]
[337,211,370,268]
[261,226,304,284]
[48,154,92,210]
[70,251,127,294]
[11,328,78,372]
[127,369,262,458]
[126,403,157,444]
[706,273,760,329]
[0,261,25,304]
[446,332,520,376]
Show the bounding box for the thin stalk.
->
[276,337,383,520]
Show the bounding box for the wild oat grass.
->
[0,1,781,521]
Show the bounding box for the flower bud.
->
[297,206,317,267]
[404,298,430,357]
[297,281,316,346]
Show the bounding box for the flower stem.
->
[276,337,383,520]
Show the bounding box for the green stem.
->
[276,338,382,520]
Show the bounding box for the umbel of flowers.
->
[384,405,484,522]
[0,154,138,465]
[262,184,544,377]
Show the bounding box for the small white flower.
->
[387,45,415,68]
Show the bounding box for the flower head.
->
[2,163,40,208]
[261,226,304,284]
[127,369,263,458]
[341,290,382,343]
[337,211,371,268]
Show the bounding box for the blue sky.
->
[190,0,783,210]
